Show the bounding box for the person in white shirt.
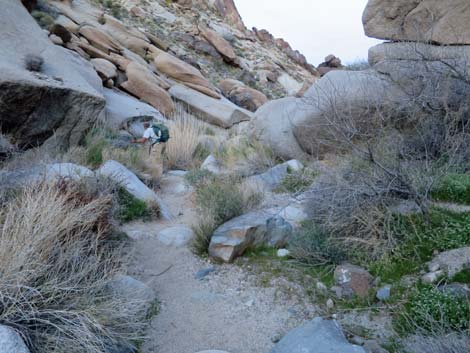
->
[131,122,164,181]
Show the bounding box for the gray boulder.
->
[208,209,293,263]
[200,155,223,174]
[103,88,166,131]
[269,317,365,353]
[97,160,172,220]
[0,0,105,150]
[0,325,30,353]
[428,247,470,277]
[363,0,470,45]
[245,160,303,191]
[169,84,252,128]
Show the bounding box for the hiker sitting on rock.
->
[131,121,169,180]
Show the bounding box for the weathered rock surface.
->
[97,160,172,220]
[211,0,245,32]
[334,264,374,298]
[428,247,470,277]
[108,275,156,313]
[103,88,165,131]
[219,79,268,112]
[91,58,117,81]
[120,62,174,115]
[0,325,30,353]
[79,25,123,53]
[363,0,470,45]
[245,160,303,191]
[199,24,237,63]
[200,155,222,174]
[269,317,365,353]
[0,0,105,150]
[209,209,293,262]
[169,85,252,128]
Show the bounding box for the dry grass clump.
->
[24,53,44,72]
[165,106,205,169]
[403,333,470,353]
[0,182,147,353]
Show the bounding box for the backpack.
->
[152,123,170,143]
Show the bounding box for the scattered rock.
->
[97,160,172,220]
[421,270,444,284]
[0,325,30,353]
[49,34,64,45]
[158,226,194,247]
[428,247,470,277]
[376,285,391,302]
[277,249,290,258]
[334,264,373,298]
[269,317,365,353]
[201,155,222,174]
[326,298,335,309]
[245,160,303,191]
[194,267,216,280]
[169,84,252,128]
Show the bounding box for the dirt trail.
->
[123,173,316,353]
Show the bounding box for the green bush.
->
[432,173,470,205]
[31,10,54,28]
[451,269,470,284]
[371,209,470,282]
[288,221,346,266]
[115,188,151,223]
[190,216,217,256]
[400,285,470,332]
[275,168,317,194]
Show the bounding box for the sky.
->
[234,0,381,65]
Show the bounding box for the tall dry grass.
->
[0,183,147,353]
[165,106,205,169]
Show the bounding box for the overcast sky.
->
[234,0,381,65]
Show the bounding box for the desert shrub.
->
[184,168,215,187]
[275,168,317,194]
[431,173,470,205]
[399,285,470,333]
[190,215,218,256]
[403,333,470,353]
[31,10,54,28]
[0,183,147,353]
[165,107,205,169]
[115,187,151,223]
[24,53,44,72]
[371,209,470,282]
[289,221,346,266]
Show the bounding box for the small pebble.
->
[326,298,334,309]
[277,249,290,257]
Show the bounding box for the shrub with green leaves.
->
[275,168,317,194]
[432,173,470,205]
[289,221,346,266]
[400,285,470,332]
[115,188,151,223]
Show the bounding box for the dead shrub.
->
[0,182,147,353]
[24,54,44,72]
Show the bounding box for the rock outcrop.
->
[363,0,470,45]
[219,79,268,112]
[0,0,105,150]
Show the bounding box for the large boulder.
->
[97,160,172,220]
[0,0,105,150]
[169,84,252,128]
[199,24,237,63]
[120,62,175,115]
[219,79,268,112]
[0,325,30,353]
[152,50,220,98]
[269,317,365,353]
[363,0,470,45]
[103,88,165,130]
[428,247,470,278]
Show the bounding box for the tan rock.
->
[212,0,246,32]
[152,51,220,98]
[130,6,146,17]
[219,78,268,112]
[363,0,470,45]
[120,62,175,115]
[49,34,63,46]
[145,32,169,51]
[199,24,237,63]
[79,25,122,54]
[77,42,130,71]
[90,58,117,81]
[53,16,78,34]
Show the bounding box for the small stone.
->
[326,298,335,309]
[271,333,283,343]
[363,340,389,353]
[245,299,254,307]
[316,281,328,292]
[104,79,114,88]
[422,270,444,284]
[277,249,290,257]
[49,34,63,45]
[376,285,392,302]
[350,335,365,346]
[428,263,440,272]
[194,267,215,280]
[334,264,373,298]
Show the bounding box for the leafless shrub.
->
[24,53,44,72]
[0,182,147,353]
[403,333,470,353]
